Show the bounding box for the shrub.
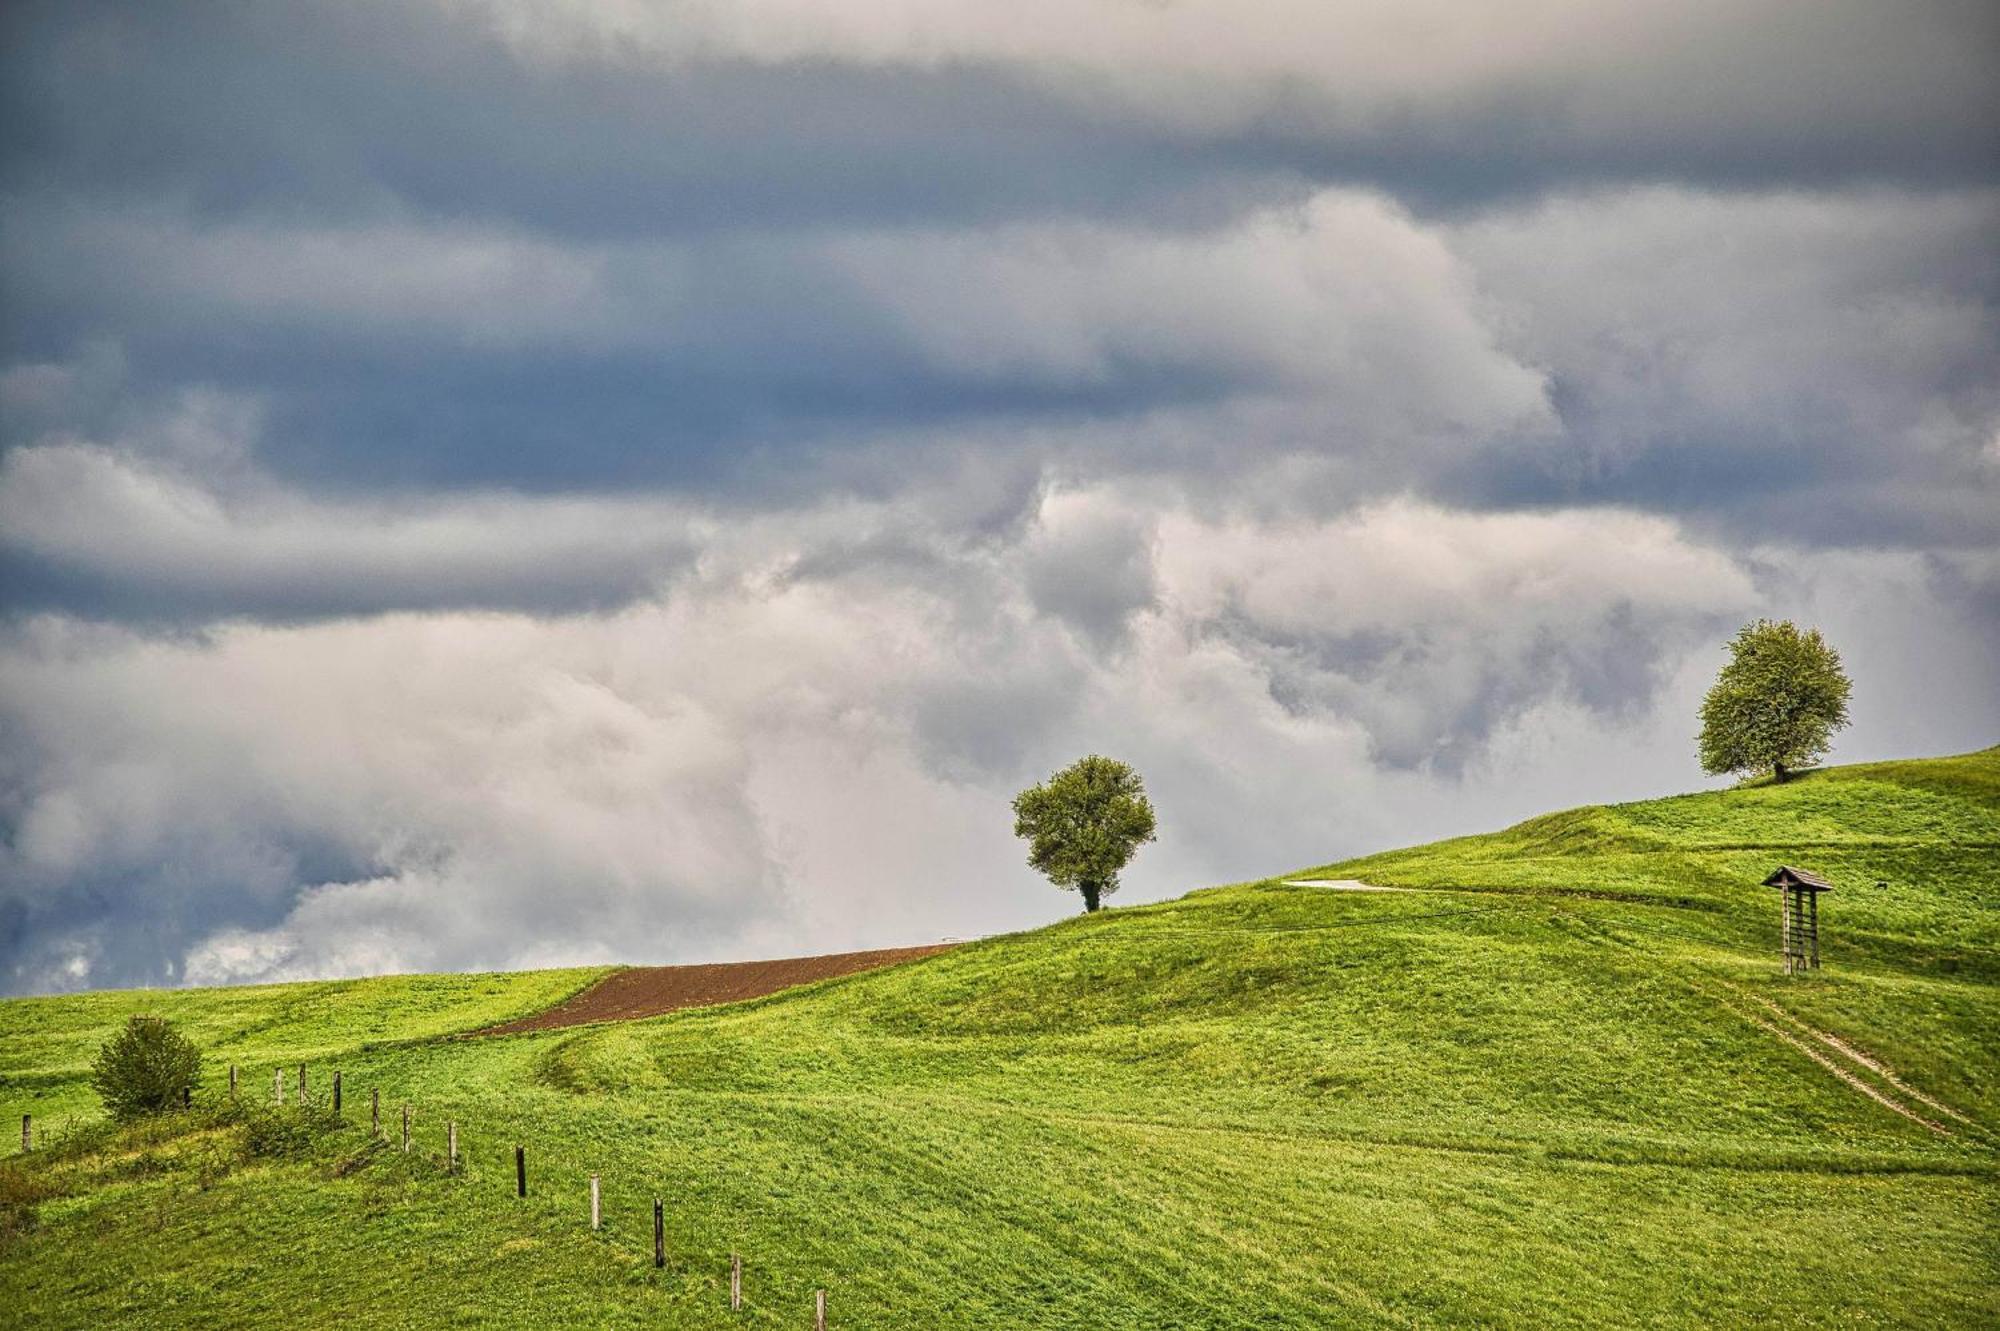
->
[90,1015,203,1122]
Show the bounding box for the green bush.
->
[89,1015,203,1122]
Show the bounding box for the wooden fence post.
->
[653,1199,665,1268]
[297,1063,306,1104]
[815,1288,827,1331]
[19,1114,28,1154]
[402,1104,412,1153]
[274,1068,283,1105]
[730,1253,742,1310]
[448,1121,458,1171]
[229,1064,238,1100]
[590,1174,600,1230]
[371,1089,380,1137]
[332,1071,342,1114]
[516,1145,527,1198]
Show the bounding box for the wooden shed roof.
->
[1763,865,1833,891]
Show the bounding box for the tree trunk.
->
[1774,761,1790,783]
[1079,882,1101,913]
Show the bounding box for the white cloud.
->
[0,441,704,613]
[828,193,1550,432]
[2,482,1812,992]
[1157,499,1743,634]
[1147,496,1757,767]
[1449,186,2000,543]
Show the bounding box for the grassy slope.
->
[2,750,1997,1328]
[0,967,613,1124]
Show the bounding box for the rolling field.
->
[2,750,1997,1328]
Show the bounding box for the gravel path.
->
[1279,879,1418,892]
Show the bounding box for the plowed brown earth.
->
[476,944,957,1035]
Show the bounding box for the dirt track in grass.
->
[476,944,958,1034]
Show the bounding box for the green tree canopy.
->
[1698,618,1852,783]
[1011,755,1158,913]
[91,1015,203,1122]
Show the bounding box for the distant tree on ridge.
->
[1011,755,1157,913]
[1698,619,1852,783]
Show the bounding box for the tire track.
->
[1723,985,1980,1132]
[1555,908,1973,1139]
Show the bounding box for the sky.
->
[2,1,1997,995]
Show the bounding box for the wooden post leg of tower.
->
[1808,891,1820,970]
[1784,887,1800,971]
[1800,887,1816,971]
[1800,893,1809,971]
[1799,891,1808,972]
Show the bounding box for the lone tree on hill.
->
[1698,619,1852,783]
[1012,755,1157,913]
[91,1015,203,1121]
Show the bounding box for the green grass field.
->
[3,750,1997,1328]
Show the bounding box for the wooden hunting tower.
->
[1763,865,1831,974]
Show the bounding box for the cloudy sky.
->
[2,1,1997,995]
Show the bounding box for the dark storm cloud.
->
[4,0,1997,520]
[0,1,1282,238]
[0,197,1262,494]
[7,1,1995,233]
[1,185,1550,510]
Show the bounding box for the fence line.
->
[16,1064,841,1321]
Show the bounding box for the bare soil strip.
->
[477,944,957,1035]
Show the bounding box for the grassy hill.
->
[2,749,1996,1328]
